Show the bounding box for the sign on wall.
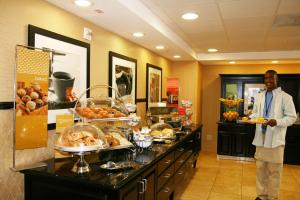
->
[166,78,179,107]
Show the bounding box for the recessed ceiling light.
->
[229,61,236,64]
[208,48,218,52]
[133,32,144,37]
[74,0,92,7]
[155,45,165,50]
[173,55,181,58]
[181,12,199,20]
[272,60,279,64]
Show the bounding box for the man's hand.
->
[264,119,277,127]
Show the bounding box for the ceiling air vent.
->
[273,14,300,27]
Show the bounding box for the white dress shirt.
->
[250,87,297,148]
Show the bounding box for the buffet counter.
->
[21,124,202,200]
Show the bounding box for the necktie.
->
[262,92,273,133]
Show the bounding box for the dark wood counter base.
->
[217,122,300,165]
[22,125,202,200]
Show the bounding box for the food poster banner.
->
[166,78,179,107]
[55,114,74,134]
[15,46,49,149]
[55,114,73,158]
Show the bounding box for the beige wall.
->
[170,61,203,124]
[0,0,171,199]
[1,1,300,199]
[0,0,171,102]
[201,64,300,152]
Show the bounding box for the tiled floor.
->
[176,152,300,200]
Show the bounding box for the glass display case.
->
[55,123,108,173]
[56,123,108,152]
[55,85,138,173]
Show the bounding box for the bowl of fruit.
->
[219,98,243,108]
[223,111,239,122]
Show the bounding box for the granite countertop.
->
[21,124,202,190]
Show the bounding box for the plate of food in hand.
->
[239,117,266,124]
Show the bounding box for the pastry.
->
[61,130,100,147]
[30,91,39,100]
[105,135,120,147]
[26,101,36,111]
[17,88,26,97]
[15,83,48,116]
[22,95,31,103]
[75,106,126,119]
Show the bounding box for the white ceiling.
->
[46,0,300,65]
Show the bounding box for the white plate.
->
[55,144,104,153]
[237,119,265,124]
[56,143,134,153]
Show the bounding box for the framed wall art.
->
[146,63,162,108]
[109,51,137,104]
[28,24,90,129]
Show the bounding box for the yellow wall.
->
[0,0,171,199]
[201,64,300,152]
[170,61,203,124]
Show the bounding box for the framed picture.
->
[28,24,90,129]
[109,51,137,104]
[146,63,162,108]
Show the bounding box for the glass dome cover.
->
[90,123,133,148]
[150,122,175,139]
[75,96,129,120]
[73,85,131,120]
[55,123,109,152]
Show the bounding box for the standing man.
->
[250,70,297,200]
